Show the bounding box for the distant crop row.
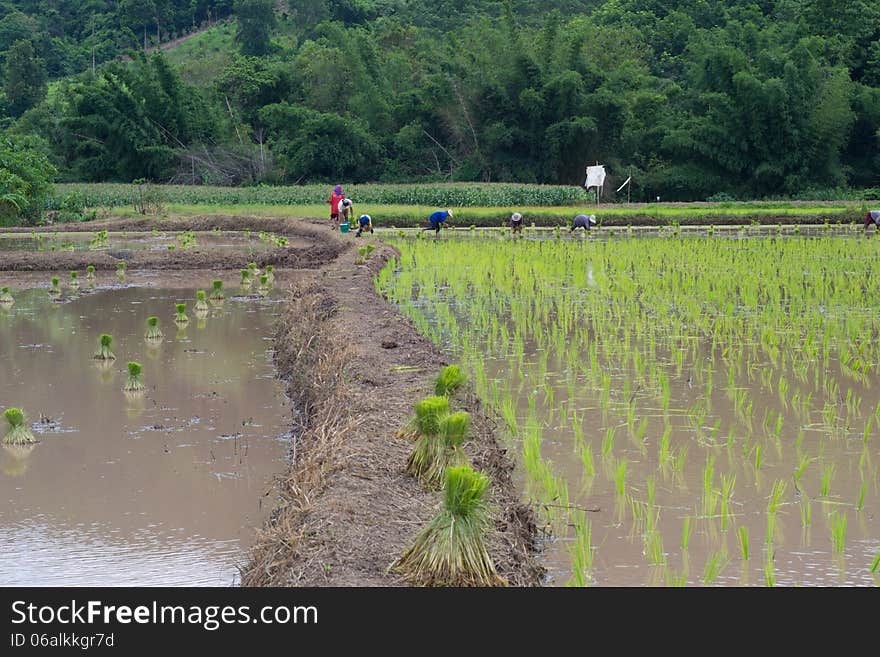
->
[51,182,592,209]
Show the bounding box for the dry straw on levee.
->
[394,465,505,587]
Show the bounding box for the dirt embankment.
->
[242,239,544,586]
[0,215,346,272]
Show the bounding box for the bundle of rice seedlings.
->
[3,408,36,445]
[394,465,505,586]
[435,364,467,397]
[144,316,163,341]
[69,271,80,288]
[48,276,61,297]
[240,268,251,286]
[209,279,225,302]
[265,265,275,284]
[116,262,125,279]
[412,411,472,488]
[174,303,189,325]
[194,289,209,312]
[258,274,270,293]
[86,265,96,281]
[247,262,260,277]
[94,333,116,360]
[398,395,450,442]
[123,361,145,392]
[0,286,13,305]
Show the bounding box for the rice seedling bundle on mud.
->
[240,269,251,286]
[173,303,189,325]
[69,271,79,288]
[407,408,472,489]
[209,279,225,302]
[264,265,275,284]
[86,265,96,280]
[395,465,505,586]
[48,276,60,297]
[94,333,116,360]
[0,286,13,305]
[144,316,164,341]
[435,364,466,397]
[3,408,36,445]
[123,362,145,392]
[194,290,209,312]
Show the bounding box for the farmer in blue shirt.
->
[571,214,598,232]
[423,209,453,234]
[356,214,373,237]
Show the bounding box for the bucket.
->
[339,223,350,233]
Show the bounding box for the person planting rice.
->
[864,210,880,231]
[423,209,453,235]
[571,213,598,232]
[356,213,374,237]
[327,184,345,226]
[510,212,524,235]
[339,197,355,227]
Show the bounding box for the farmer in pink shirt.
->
[328,184,344,225]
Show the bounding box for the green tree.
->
[0,134,56,225]
[3,40,47,118]
[234,0,276,56]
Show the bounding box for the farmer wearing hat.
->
[510,212,525,235]
[327,184,345,226]
[864,210,880,231]
[339,197,355,228]
[571,213,598,232]
[424,209,454,235]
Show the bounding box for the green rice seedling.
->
[764,548,776,587]
[871,550,880,574]
[613,459,627,498]
[644,530,666,566]
[702,456,717,517]
[94,333,116,360]
[566,510,594,586]
[409,396,450,439]
[258,274,270,292]
[144,316,163,341]
[247,262,260,277]
[240,268,251,286]
[393,465,505,586]
[86,265,96,281]
[820,463,835,497]
[3,408,35,445]
[418,411,472,489]
[738,526,749,560]
[702,550,728,585]
[0,286,13,305]
[194,290,209,312]
[768,479,787,515]
[856,480,866,512]
[754,444,763,473]
[720,473,736,530]
[435,364,467,397]
[681,515,693,550]
[123,362,145,392]
[69,271,79,288]
[830,511,847,554]
[800,497,812,527]
[116,262,125,279]
[601,426,616,459]
[48,276,60,297]
[174,303,189,325]
[265,264,275,284]
[793,454,813,489]
[577,440,595,478]
[658,424,672,467]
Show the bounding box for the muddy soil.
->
[0,214,542,586]
[241,240,544,586]
[0,216,344,272]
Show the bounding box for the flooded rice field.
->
[0,281,288,586]
[379,233,880,586]
[0,230,285,254]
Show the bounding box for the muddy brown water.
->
[0,283,289,586]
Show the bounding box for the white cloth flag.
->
[585,165,606,189]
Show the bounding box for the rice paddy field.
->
[377,229,880,586]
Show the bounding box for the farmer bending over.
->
[356,214,374,237]
[571,214,598,231]
[340,197,355,227]
[865,210,880,231]
[424,209,453,235]
[510,212,524,235]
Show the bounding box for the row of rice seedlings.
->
[379,234,880,583]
